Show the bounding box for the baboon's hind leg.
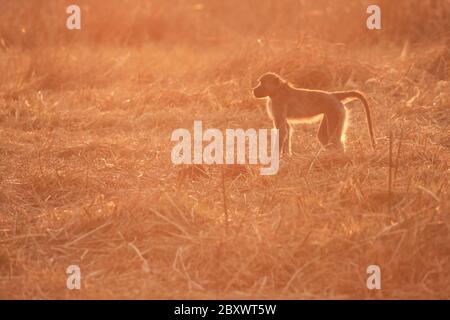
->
[287,123,294,155]
[317,115,329,146]
[327,107,346,151]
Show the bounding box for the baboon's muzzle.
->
[253,86,265,98]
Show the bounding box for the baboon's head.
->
[253,73,284,98]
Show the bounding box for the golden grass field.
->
[0,0,449,299]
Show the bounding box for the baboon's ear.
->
[274,75,283,86]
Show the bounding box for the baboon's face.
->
[253,73,282,98]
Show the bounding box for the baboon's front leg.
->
[273,110,289,156]
[279,123,289,156]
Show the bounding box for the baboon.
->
[253,72,376,155]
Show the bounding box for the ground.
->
[0,1,449,299]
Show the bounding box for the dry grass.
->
[0,1,449,299]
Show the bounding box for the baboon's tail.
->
[333,91,376,149]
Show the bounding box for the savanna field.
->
[0,0,449,299]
